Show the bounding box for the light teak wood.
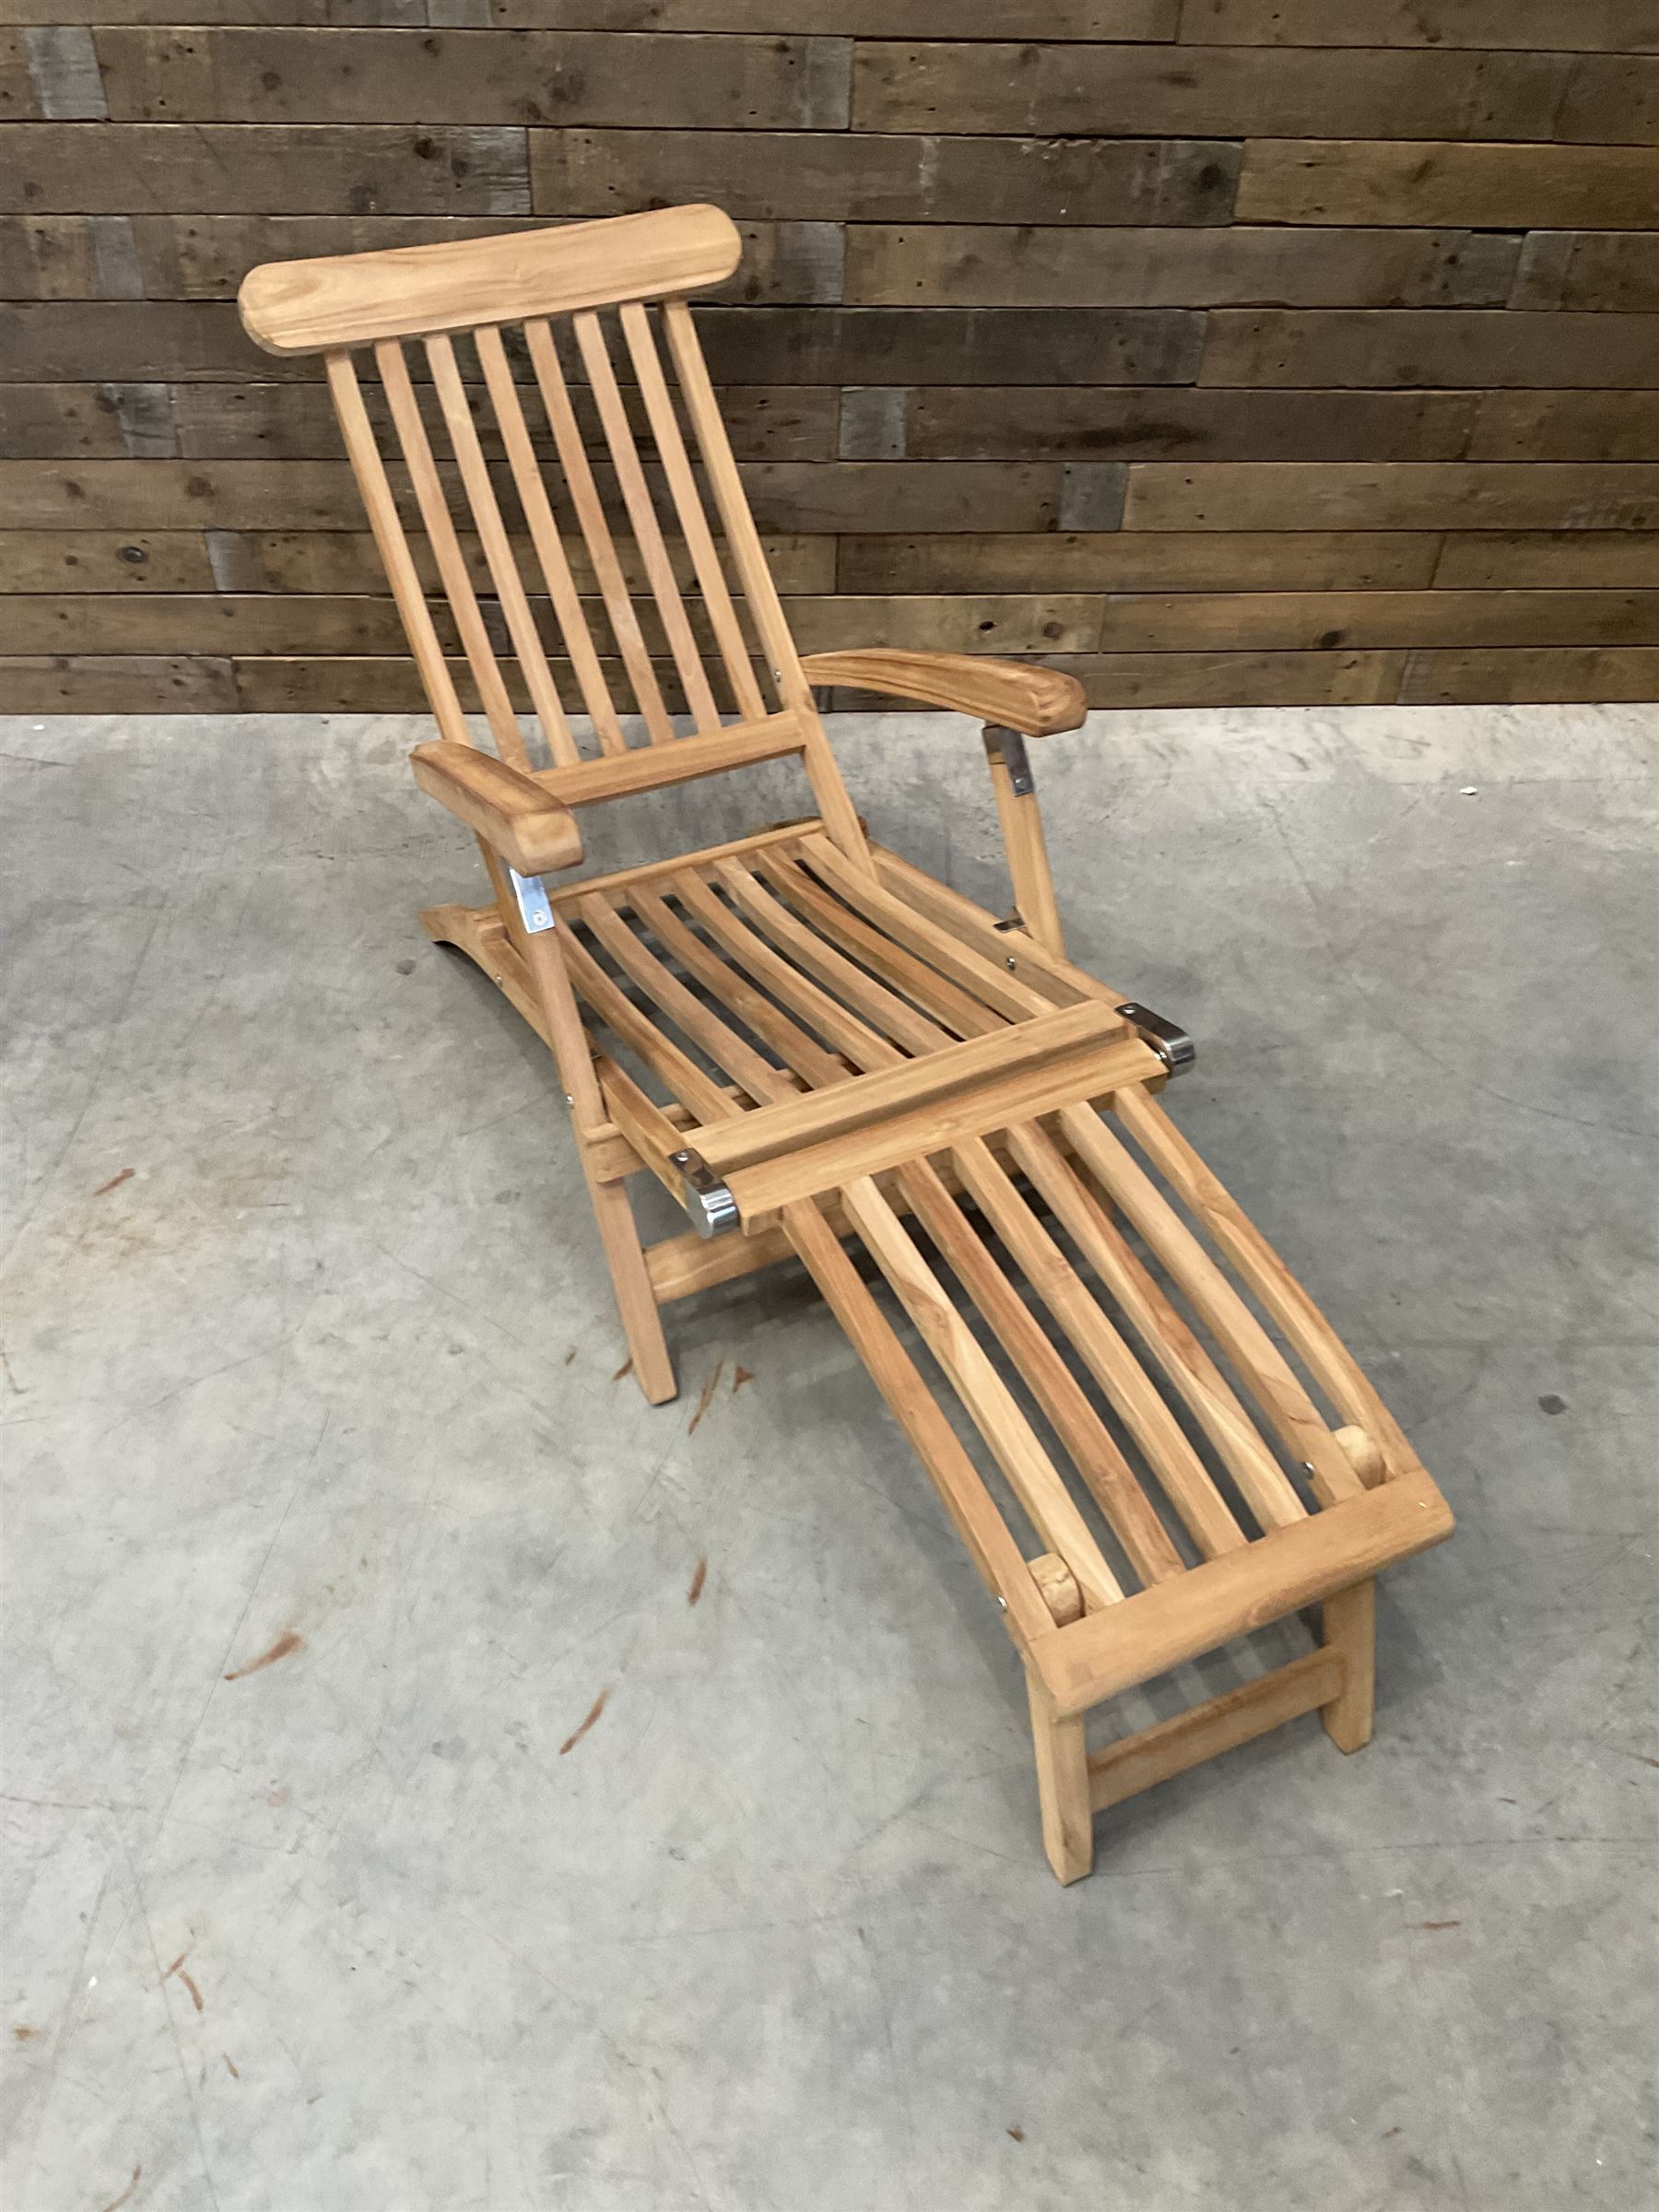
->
[245,207,1452,1885]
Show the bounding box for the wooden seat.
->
[240,206,1453,1883]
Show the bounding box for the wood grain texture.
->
[3,10,1656,712]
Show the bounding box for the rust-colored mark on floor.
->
[12,2024,40,2041]
[687,1556,708,1606]
[1611,1747,1659,1769]
[564,1347,577,1366]
[94,1168,135,1197]
[224,2054,240,2079]
[559,1687,609,1756]
[177,1970,205,2012]
[266,1785,289,1807]
[224,1630,304,1682]
[687,1359,724,1435]
[732,1364,755,1394]
[1006,2127,1025,2143]
[98,2164,141,2212]
[612,1356,634,1382]
[1418,1920,1461,1932]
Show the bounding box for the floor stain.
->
[687,1359,724,1435]
[559,1687,610,1757]
[94,1168,135,1197]
[224,2054,240,2079]
[612,1356,634,1382]
[224,1629,305,1682]
[11,2024,40,2041]
[687,1556,708,1606]
[732,1364,755,1394]
[1006,2127,1025,2143]
[178,1970,205,2012]
[98,2163,141,2212]
[1418,1921,1461,1932]
[564,1347,577,1366]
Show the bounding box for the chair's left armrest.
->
[799,649,1088,737]
[411,741,584,875]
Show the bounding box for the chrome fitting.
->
[507,867,556,935]
[1115,1000,1195,1077]
[670,1148,740,1239]
[982,723,1034,797]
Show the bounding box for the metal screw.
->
[671,1149,691,1167]
[996,1597,1006,1610]
[1006,956,1017,970]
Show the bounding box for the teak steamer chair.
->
[241,206,1453,1883]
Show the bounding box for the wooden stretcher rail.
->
[1033,1465,1453,1718]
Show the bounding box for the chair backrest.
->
[238,206,864,853]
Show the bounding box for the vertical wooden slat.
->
[324,349,473,751]
[474,324,626,759]
[661,298,871,865]
[425,332,577,770]
[523,316,673,747]
[620,300,767,724]
[373,337,528,770]
[572,308,723,734]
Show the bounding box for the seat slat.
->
[754,849,1006,1041]
[1012,1123,1309,1534]
[893,1157,1186,1592]
[620,301,767,725]
[626,884,851,1093]
[559,928,733,1125]
[580,893,794,1108]
[573,309,723,735]
[1060,1104,1360,1505]
[376,336,530,770]
[427,332,578,769]
[948,1133,1250,1561]
[839,1177,1124,1612]
[715,859,947,1058]
[524,316,672,747]
[475,324,626,757]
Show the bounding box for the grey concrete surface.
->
[2,704,1654,2212]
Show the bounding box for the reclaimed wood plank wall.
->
[4,1,1659,715]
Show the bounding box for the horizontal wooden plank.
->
[1049,649,1406,708]
[2,124,532,216]
[1466,391,1659,461]
[1201,309,1659,388]
[0,653,237,710]
[0,0,1175,23]
[1095,589,1659,652]
[1433,533,1659,590]
[1182,0,1659,49]
[222,652,700,714]
[852,41,1573,141]
[95,27,849,128]
[0,214,846,307]
[0,455,1066,533]
[786,594,1100,654]
[206,527,836,598]
[903,387,1476,463]
[1236,140,1659,229]
[1507,231,1659,313]
[1398,646,1659,703]
[531,126,1241,226]
[695,307,1206,386]
[1124,462,1659,531]
[0,530,214,591]
[836,531,1444,593]
[0,382,144,458]
[844,225,1519,310]
[1555,54,1659,145]
[0,301,306,381]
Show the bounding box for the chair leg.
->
[1320,1577,1376,1752]
[1027,1666,1094,1884]
[584,1164,677,1406]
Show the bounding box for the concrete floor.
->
[1,703,1654,2212]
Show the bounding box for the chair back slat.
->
[240,206,871,864]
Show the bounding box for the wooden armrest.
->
[799,650,1088,737]
[411,741,584,875]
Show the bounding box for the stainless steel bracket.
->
[982,724,1034,797]
[1115,1001,1195,1077]
[670,1148,740,1239]
[508,867,556,935]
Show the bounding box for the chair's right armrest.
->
[411,741,583,876]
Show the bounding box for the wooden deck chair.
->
[240,206,1453,1882]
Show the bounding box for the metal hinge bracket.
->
[508,867,556,935]
[982,724,1034,798]
[1115,1000,1195,1077]
[670,1148,740,1239]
